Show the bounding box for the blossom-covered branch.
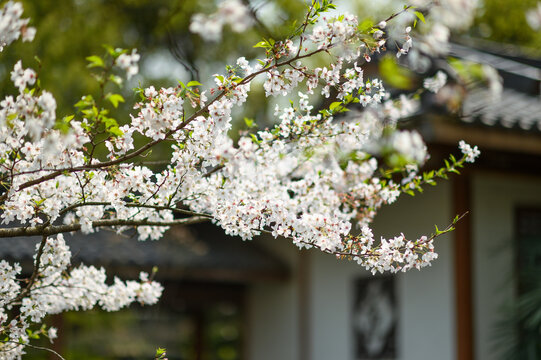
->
[0,0,482,358]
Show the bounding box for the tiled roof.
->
[462,88,541,132]
[1,224,289,281]
[448,43,541,132]
[450,43,541,81]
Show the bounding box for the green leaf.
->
[75,95,94,109]
[253,41,268,48]
[319,109,331,117]
[86,55,105,68]
[244,117,255,128]
[329,101,342,112]
[250,133,261,144]
[103,116,118,129]
[414,11,426,24]
[102,44,117,56]
[106,93,125,108]
[358,18,375,32]
[186,80,202,87]
[109,74,123,86]
[379,55,414,90]
[108,126,123,137]
[26,329,40,340]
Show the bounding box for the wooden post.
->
[453,175,474,360]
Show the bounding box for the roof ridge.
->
[450,43,541,81]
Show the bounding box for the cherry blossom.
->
[115,49,140,80]
[423,71,448,93]
[189,0,253,41]
[459,140,481,163]
[0,1,34,52]
[526,3,541,30]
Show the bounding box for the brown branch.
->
[14,234,48,302]
[58,201,211,218]
[382,5,414,23]
[0,216,209,238]
[240,0,274,39]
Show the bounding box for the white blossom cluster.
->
[115,49,140,80]
[309,13,359,50]
[0,1,34,52]
[190,0,254,42]
[348,229,438,274]
[423,71,448,93]
[459,140,481,163]
[381,0,478,74]
[526,3,541,30]
[389,130,427,164]
[0,235,162,359]
[396,26,413,58]
[0,2,482,357]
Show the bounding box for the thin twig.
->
[241,0,274,38]
[0,340,66,360]
[14,234,48,302]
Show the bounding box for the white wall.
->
[472,173,541,360]
[246,237,301,360]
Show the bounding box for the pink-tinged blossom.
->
[10,60,36,92]
[189,0,253,41]
[0,1,35,52]
[459,140,480,163]
[116,49,140,79]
